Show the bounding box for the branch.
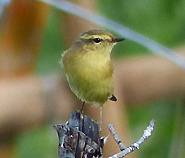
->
[54,111,103,158]
[108,119,156,158]
[54,111,156,158]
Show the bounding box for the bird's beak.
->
[112,38,125,43]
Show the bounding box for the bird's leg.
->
[80,101,85,113]
[99,106,103,133]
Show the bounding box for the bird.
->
[62,29,124,128]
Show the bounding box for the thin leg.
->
[80,101,85,113]
[100,106,103,132]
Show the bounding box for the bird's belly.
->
[66,72,114,106]
[64,53,114,105]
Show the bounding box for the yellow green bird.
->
[62,30,124,109]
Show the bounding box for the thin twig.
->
[108,119,156,158]
[108,124,127,151]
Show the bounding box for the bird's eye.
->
[94,38,101,43]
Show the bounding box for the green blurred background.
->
[1,0,185,157]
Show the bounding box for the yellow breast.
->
[62,48,114,105]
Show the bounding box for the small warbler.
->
[62,30,124,111]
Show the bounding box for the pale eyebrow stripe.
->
[82,35,112,40]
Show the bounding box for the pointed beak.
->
[112,37,125,43]
[111,37,125,43]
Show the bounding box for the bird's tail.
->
[109,94,117,101]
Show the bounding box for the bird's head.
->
[74,30,125,53]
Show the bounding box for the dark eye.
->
[94,38,101,43]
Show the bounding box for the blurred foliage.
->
[37,8,64,75]
[98,0,185,56]
[14,126,58,158]
[14,0,185,158]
